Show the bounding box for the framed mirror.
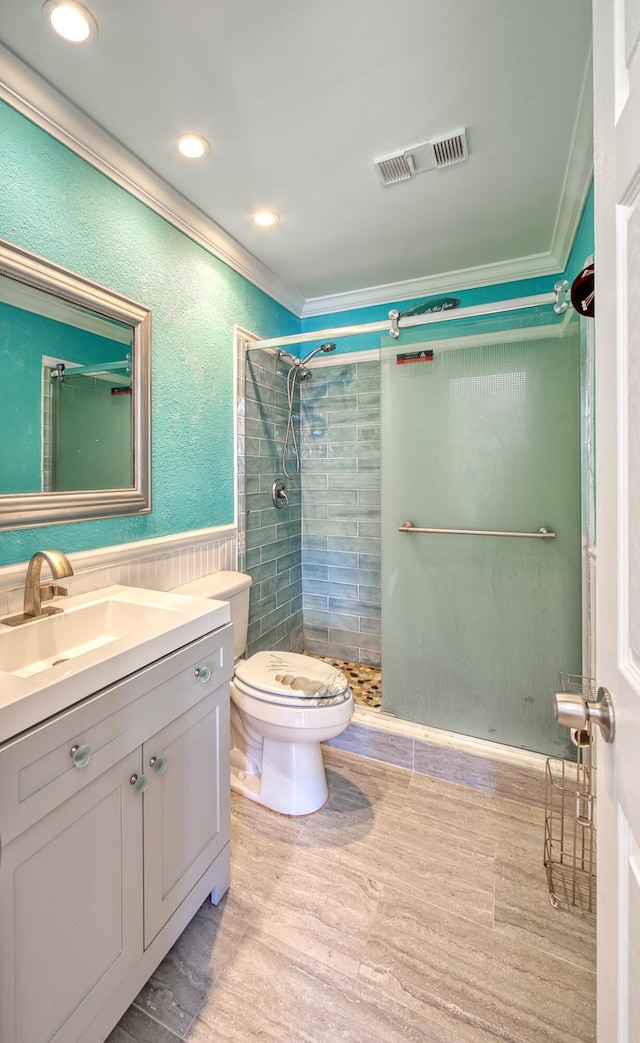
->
[0,238,151,530]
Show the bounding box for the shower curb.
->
[325,706,550,808]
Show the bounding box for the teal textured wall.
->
[564,181,594,278]
[0,100,298,567]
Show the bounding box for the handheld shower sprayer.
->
[277,342,337,370]
[300,342,337,366]
[279,342,338,480]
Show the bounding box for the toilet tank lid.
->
[172,571,252,599]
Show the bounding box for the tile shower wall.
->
[300,360,381,665]
[244,349,303,655]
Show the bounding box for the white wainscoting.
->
[0,526,237,618]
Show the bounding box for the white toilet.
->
[172,571,354,815]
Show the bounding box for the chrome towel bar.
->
[398,522,556,539]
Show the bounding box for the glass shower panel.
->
[381,329,581,757]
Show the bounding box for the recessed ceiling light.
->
[253,210,280,227]
[43,1,97,43]
[176,135,210,159]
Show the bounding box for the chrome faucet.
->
[1,550,74,627]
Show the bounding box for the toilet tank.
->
[172,571,252,659]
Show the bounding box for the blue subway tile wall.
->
[300,360,381,665]
[244,349,303,655]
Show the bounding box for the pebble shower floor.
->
[311,656,382,710]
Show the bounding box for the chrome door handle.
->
[554,685,615,743]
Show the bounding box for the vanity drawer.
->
[0,624,233,845]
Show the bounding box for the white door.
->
[594,1,640,1039]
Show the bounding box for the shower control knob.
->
[272,480,288,509]
[553,686,615,743]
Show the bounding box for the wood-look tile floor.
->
[107,746,596,1043]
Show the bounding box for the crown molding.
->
[0,45,305,317]
[0,44,592,324]
[300,250,563,318]
[548,49,594,272]
[300,52,594,320]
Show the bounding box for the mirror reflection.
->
[0,238,151,530]
[1,276,134,495]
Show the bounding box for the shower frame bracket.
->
[388,309,400,340]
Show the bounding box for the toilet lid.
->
[233,675,352,709]
[235,651,349,700]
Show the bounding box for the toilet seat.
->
[233,675,351,708]
[230,678,354,733]
[234,651,350,707]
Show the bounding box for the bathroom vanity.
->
[0,585,233,1043]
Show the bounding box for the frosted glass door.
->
[381,332,582,757]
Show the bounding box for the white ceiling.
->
[0,0,593,314]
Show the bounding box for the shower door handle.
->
[272,480,288,509]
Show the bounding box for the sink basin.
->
[2,598,184,678]
[0,585,230,743]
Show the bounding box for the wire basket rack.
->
[543,673,597,913]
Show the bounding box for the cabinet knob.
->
[149,755,168,774]
[69,744,92,768]
[129,773,149,793]
[195,666,211,683]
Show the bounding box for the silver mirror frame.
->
[0,237,151,529]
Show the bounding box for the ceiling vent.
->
[374,128,468,186]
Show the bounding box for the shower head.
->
[276,349,298,365]
[300,342,337,366]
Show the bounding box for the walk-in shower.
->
[239,295,589,759]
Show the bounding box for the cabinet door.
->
[0,748,143,1043]
[143,684,230,946]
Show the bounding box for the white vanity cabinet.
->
[0,624,233,1043]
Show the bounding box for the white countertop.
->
[0,585,230,745]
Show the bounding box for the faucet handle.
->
[40,584,69,603]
